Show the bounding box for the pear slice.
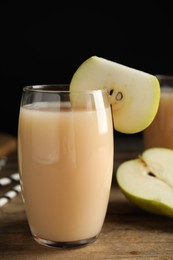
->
[116,147,173,217]
[69,56,160,134]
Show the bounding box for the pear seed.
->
[148,172,156,177]
[109,89,114,95]
[116,92,123,101]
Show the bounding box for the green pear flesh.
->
[116,148,173,217]
[70,56,160,134]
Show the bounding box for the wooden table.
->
[1,133,173,259]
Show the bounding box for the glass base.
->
[33,234,98,248]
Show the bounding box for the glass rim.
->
[23,84,108,94]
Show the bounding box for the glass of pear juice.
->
[143,75,173,149]
[17,84,114,248]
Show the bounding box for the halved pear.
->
[116,147,173,217]
[70,56,160,134]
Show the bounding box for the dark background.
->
[0,3,173,137]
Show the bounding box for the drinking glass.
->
[17,84,114,248]
[143,75,173,149]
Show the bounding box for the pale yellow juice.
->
[18,102,113,242]
[143,87,173,149]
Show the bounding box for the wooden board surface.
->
[0,133,17,157]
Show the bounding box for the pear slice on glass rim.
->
[69,56,160,134]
